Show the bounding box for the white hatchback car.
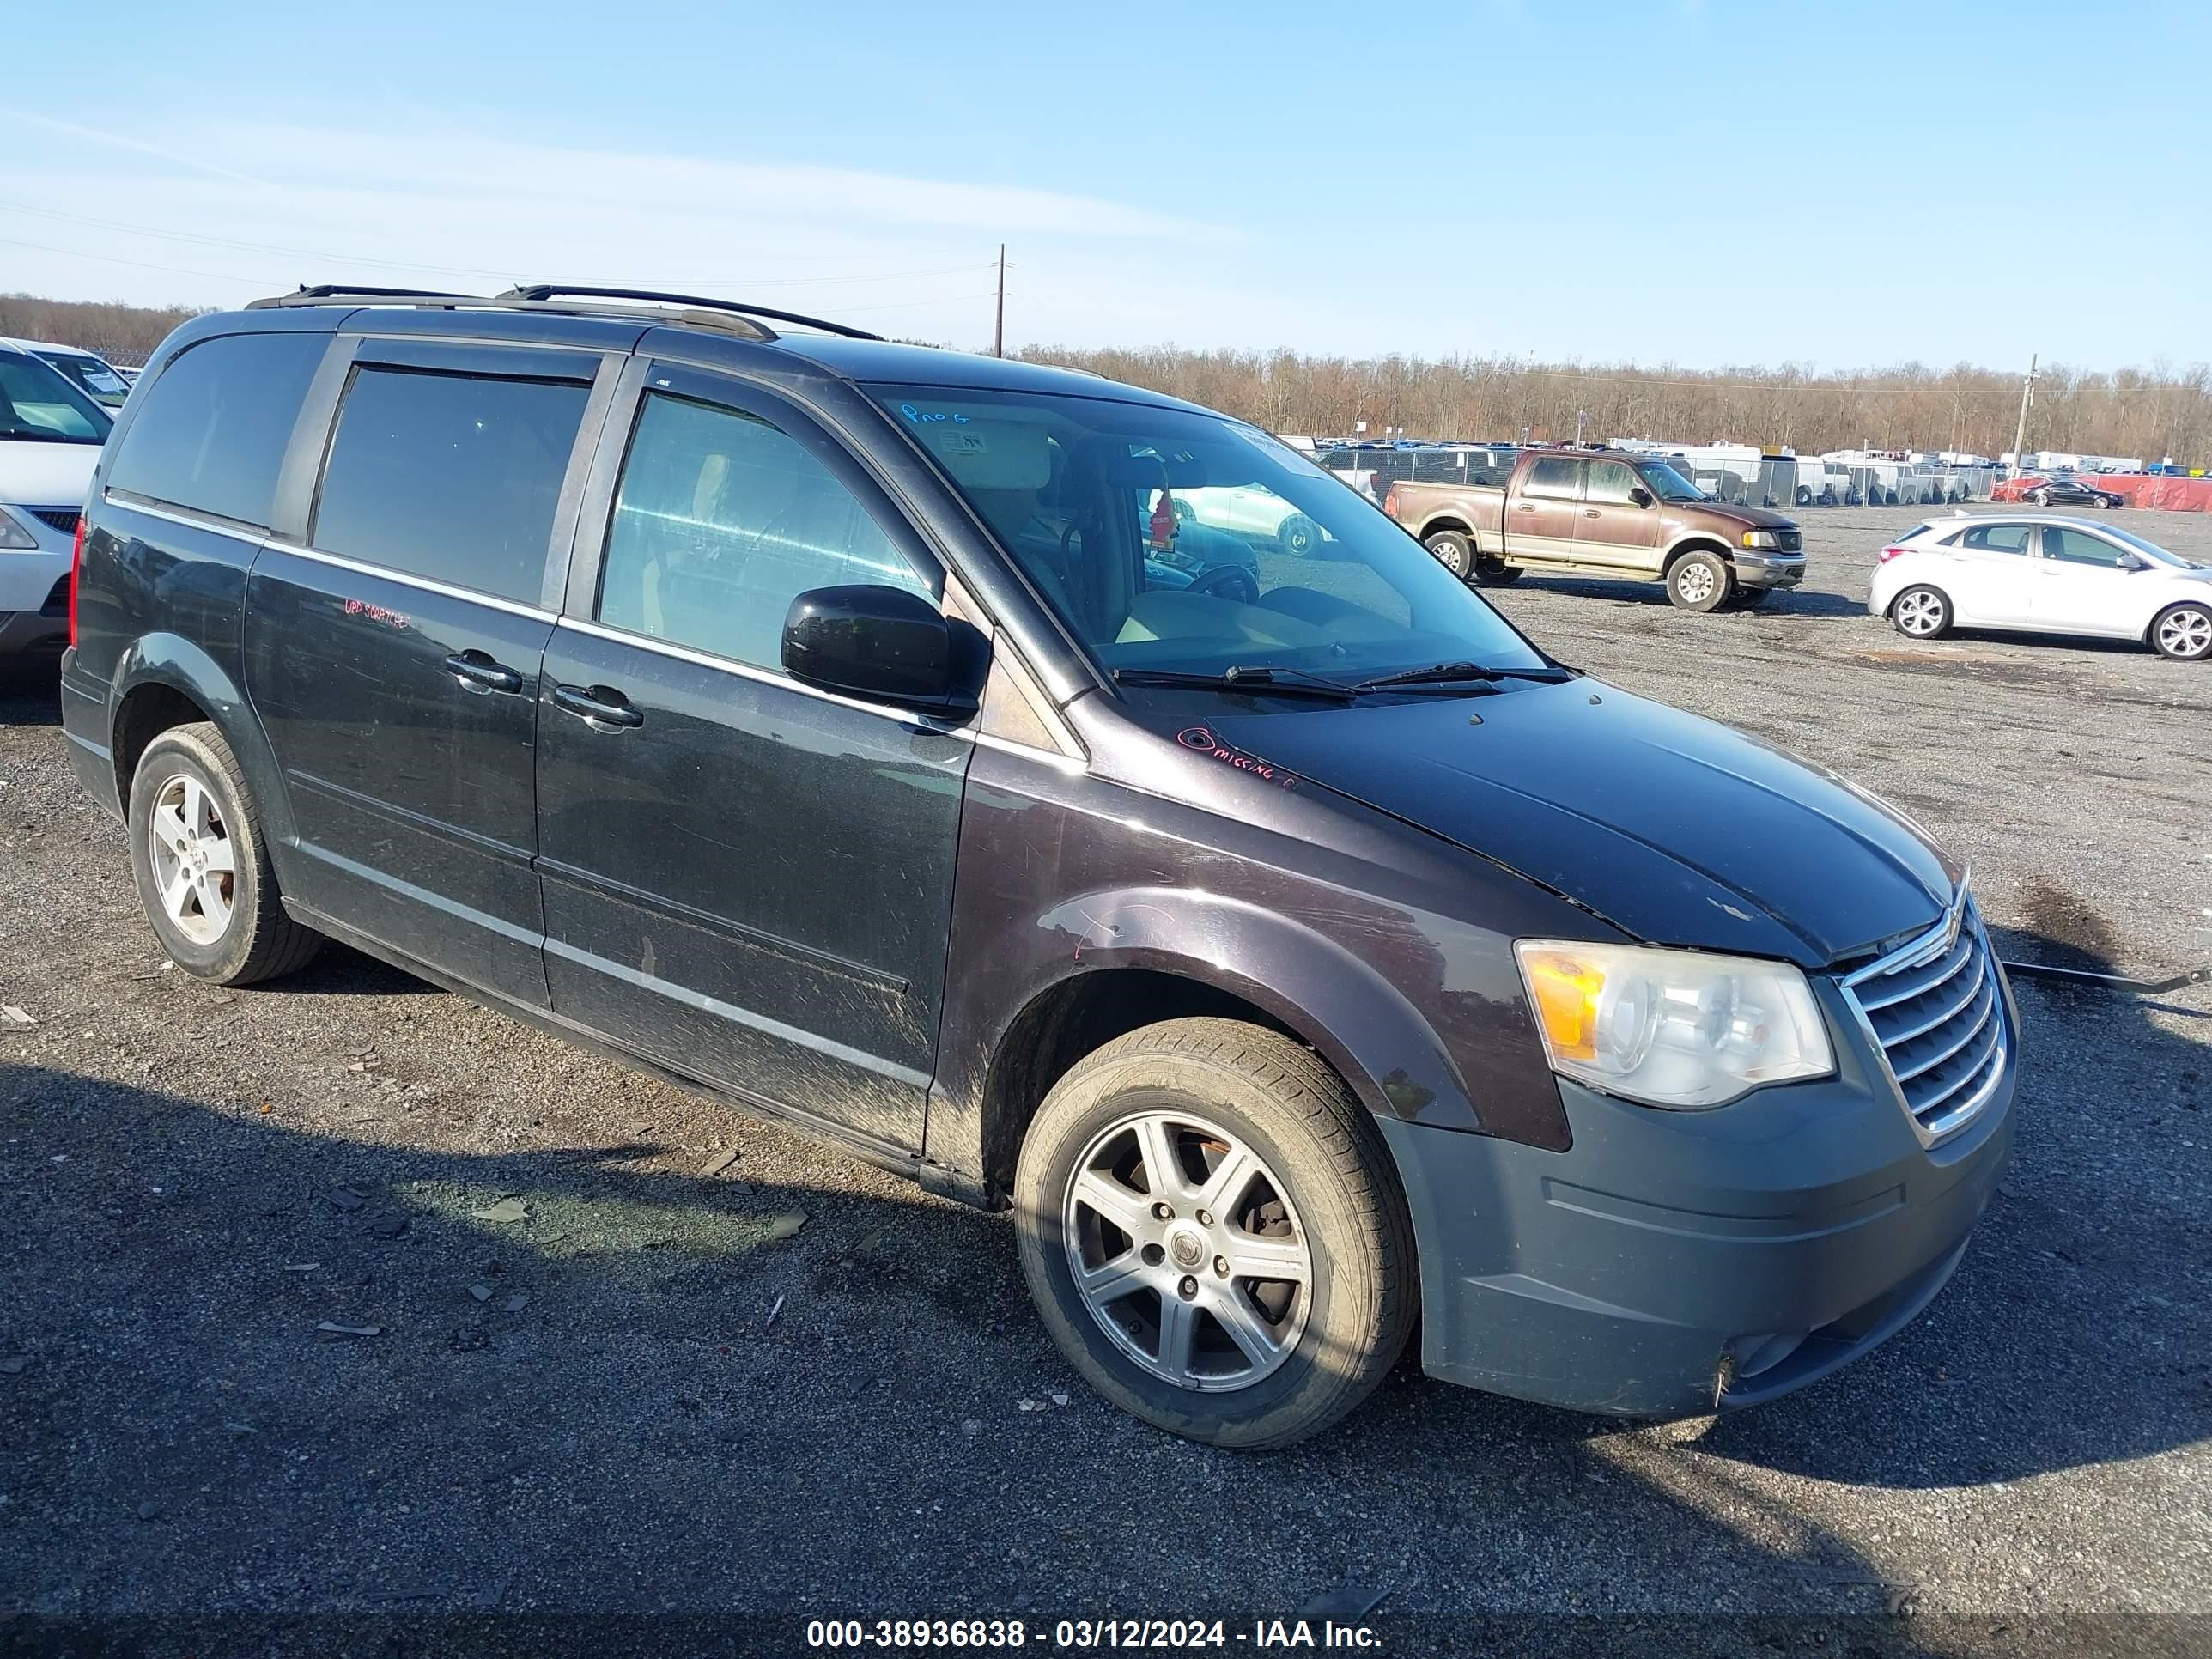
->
[1869,514,2212,661]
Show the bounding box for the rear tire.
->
[1666,550,1733,612]
[1423,529,1473,580]
[1891,585,1952,641]
[1278,514,1322,557]
[2150,602,2212,661]
[1726,586,1772,611]
[1471,555,1523,586]
[126,722,324,986]
[1013,1018,1415,1449]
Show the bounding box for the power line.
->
[0,234,276,287]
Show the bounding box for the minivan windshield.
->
[0,351,112,443]
[1638,462,1707,503]
[871,385,1548,688]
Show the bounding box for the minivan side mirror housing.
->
[782,585,983,716]
[1627,486,1655,508]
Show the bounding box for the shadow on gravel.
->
[0,1059,1986,1637]
[0,653,63,726]
[1504,575,1866,619]
[1692,916,2211,1490]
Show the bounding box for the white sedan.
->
[1869,514,2212,661]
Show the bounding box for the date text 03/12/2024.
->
[805,1618,1384,1649]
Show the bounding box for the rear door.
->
[533,362,969,1151]
[2032,525,2148,636]
[1936,520,2033,623]
[1509,456,1583,562]
[1571,459,1661,572]
[245,338,615,1005]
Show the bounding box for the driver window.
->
[1585,461,1638,505]
[2040,527,2129,568]
[597,391,930,670]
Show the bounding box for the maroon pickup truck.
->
[1383,447,1807,611]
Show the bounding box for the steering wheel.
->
[1189,565,1260,605]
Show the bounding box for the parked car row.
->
[53,285,2017,1448]
[0,339,111,658]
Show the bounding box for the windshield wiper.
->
[1353,660,1577,692]
[1113,665,1359,702]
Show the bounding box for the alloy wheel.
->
[1896,591,1945,636]
[2156,607,2212,659]
[1061,1109,1313,1392]
[148,773,236,945]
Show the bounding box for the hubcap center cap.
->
[1166,1225,1206,1270]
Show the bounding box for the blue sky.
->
[6,0,2207,372]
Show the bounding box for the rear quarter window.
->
[106,331,329,528]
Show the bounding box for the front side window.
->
[0,351,112,445]
[1638,462,1705,502]
[1584,461,1640,505]
[314,365,589,605]
[106,332,321,524]
[40,352,130,408]
[1957,523,2032,554]
[869,384,1547,686]
[1522,457,1583,501]
[2040,526,2130,567]
[598,392,930,670]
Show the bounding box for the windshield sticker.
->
[898,403,970,427]
[1177,726,1298,790]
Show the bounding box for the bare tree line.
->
[1,294,209,366]
[1018,344,2212,465]
[9,291,2205,465]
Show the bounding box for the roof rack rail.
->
[496,286,884,342]
[244,285,781,342]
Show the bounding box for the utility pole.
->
[1576,408,1588,446]
[2011,354,2039,465]
[993,244,1006,359]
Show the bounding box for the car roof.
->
[0,337,103,361]
[185,291,1209,419]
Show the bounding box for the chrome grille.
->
[1842,892,2007,1141]
[26,507,81,536]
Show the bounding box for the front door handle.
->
[1516,503,1537,512]
[552,684,645,728]
[1582,508,1601,517]
[442,650,525,695]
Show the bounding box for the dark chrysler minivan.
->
[61,287,2016,1447]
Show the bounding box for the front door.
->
[1571,459,1661,572]
[1510,456,1583,562]
[244,338,611,1006]
[533,365,970,1151]
[2033,526,2148,637]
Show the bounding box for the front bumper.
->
[1732,550,1806,589]
[1377,1018,2014,1419]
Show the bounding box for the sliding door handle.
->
[552,684,645,728]
[442,650,524,695]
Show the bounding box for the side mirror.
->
[781,585,983,716]
[2118,552,2147,571]
[1627,487,1654,508]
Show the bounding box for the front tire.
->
[1666,550,1733,612]
[1424,528,1473,580]
[1278,514,1322,557]
[2151,602,2212,661]
[1013,1018,1414,1449]
[127,721,324,985]
[1892,585,1952,640]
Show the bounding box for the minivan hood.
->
[0,440,100,506]
[1199,682,1955,968]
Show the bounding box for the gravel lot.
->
[2,505,2208,1651]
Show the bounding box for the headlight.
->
[0,509,40,551]
[1741,529,1780,550]
[1514,939,1833,1108]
